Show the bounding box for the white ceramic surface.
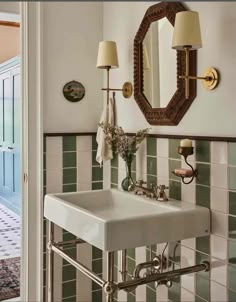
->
[44,189,210,251]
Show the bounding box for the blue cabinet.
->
[0,57,20,214]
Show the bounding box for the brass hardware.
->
[156,185,169,201]
[101,81,133,99]
[180,48,219,99]
[202,67,219,90]
[24,173,28,183]
[172,146,198,185]
[122,82,133,98]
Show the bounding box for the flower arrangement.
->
[99,122,150,190]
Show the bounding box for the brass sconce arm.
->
[101,82,133,99]
[181,47,219,99]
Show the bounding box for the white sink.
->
[44,189,210,251]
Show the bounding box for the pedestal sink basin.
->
[44,189,210,251]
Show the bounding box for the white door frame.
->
[21,2,44,301]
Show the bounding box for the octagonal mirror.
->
[133,2,197,125]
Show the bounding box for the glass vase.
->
[121,158,134,191]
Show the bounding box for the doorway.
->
[0,19,21,302]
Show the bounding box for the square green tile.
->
[196,251,210,278]
[128,292,136,302]
[92,259,103,275]
[63,264,76,282]
[168,282,181,302]
[228,289,236,302]
[195,296,207,302]
[92,246,103,260]
[229,239,236,266]
[63,232,76,242]
[63,247,77,265]
[169,159,181,181]
[147,137,157,157]
[147,175,157,188]
[229,166,236,191]
[92,135,98,151]
[111,153,118,168]
[63,152,76,168]
[196,275,210,301]
[63,136,76,152]
[111,167,118,184]
[62,280,76,298]
[43,136,46,153]
[196,163,210,186]
[196,141,210,163]
[229,143,236,166]
[196,185,210,208]
[169,139,181,159]
[63,168,76,184]
[63,184,76,192]
[92,290,102,302]
[128,257,135,275]
[228,264,236,291]
[196,236,210,255]
[147,156,157,176]
[62,296,76,302]
[169,180,181,200]
[229,216,236,239]
[146,287,156,302]
[92,280,101,292]
[92,182,103,190]
[92,166,103,182]
[43,153,46,170]
[229,191,236,216]
[127,248,135,259]
[92,150,99,166]
[43,170,46,187]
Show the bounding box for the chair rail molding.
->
[21,2,44,301]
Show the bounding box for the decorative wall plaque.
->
[63,81,85,102]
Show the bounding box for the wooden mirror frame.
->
[133,2,197,125]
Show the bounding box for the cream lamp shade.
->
[96,41,119,69]
[143,44,150,70]
[172,11,202,50]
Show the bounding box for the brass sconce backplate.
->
[202,67,219,90]
[122,82,133,98]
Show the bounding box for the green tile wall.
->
[109,137,236,302]
[44,136,236,302]
[44,134,103,301]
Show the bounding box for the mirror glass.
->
[142,18,176,108]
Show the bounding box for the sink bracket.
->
[46,220,210,302]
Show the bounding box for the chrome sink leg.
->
[48,221,54,302]
[104,251,115,302]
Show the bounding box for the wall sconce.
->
[96,41,133,104]
[172,11,219,99]
[172,139,198,185]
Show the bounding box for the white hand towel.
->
[96,98,115,166]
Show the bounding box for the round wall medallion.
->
[63,81,85,102]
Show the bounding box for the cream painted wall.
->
[0,2,19,14]
[43,2,103,133]
[103,2,236,137]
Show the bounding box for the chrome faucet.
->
[156,185,169,201]
[129,180,168,201]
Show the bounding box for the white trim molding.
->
[21,2,44,301]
